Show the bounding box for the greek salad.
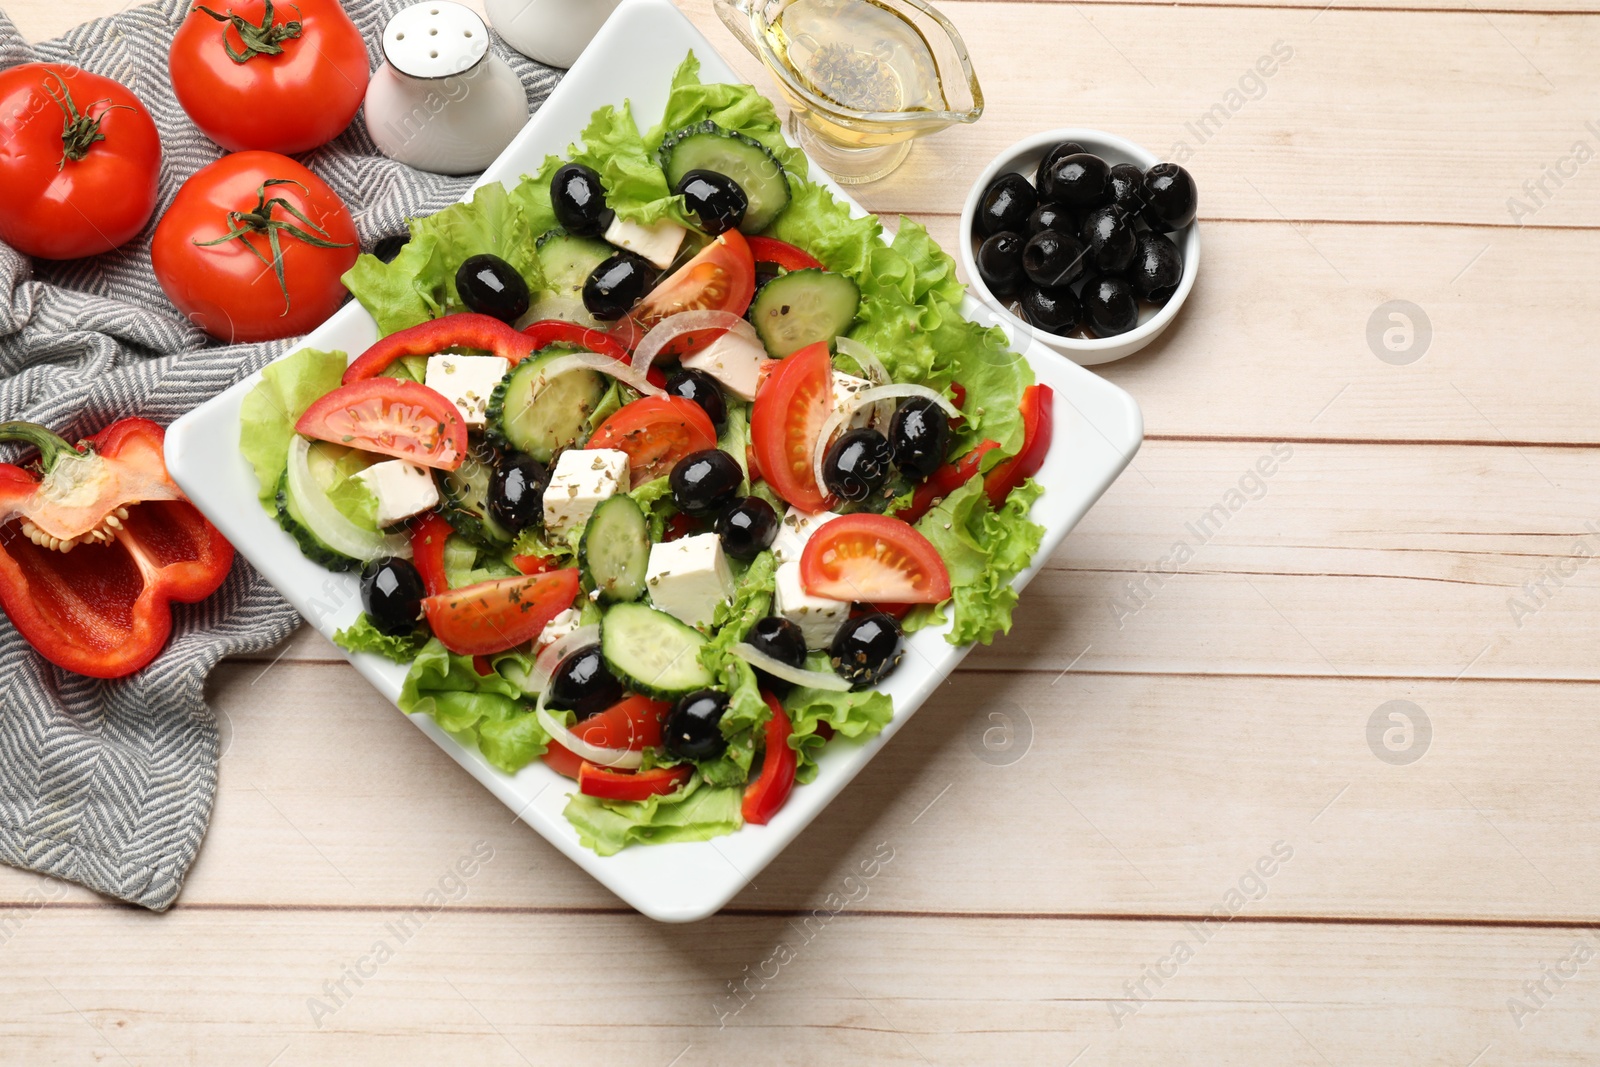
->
[238,53,1054,855]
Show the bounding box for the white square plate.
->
[164,0,1143,921]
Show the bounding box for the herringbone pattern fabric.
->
[0,0,560,909]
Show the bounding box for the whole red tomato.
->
[152,150,359,342]
[170,0,370,154]
[0,63,161,260]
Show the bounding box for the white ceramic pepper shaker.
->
[364,1,529,175]
[485,0,622,69]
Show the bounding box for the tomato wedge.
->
[747,236,823,272]
[294,378,466,471]
[628,231,756,356]
[751,341,833,512]
[800,514,952,604]
[422,568,581,656]
[342,312,533,383]
[410,511,454,597]
[542,694,672,778]
[742,692,798,825]
[578,762,692,801]
[586,395,718,483]
[894,439,1001,524]
[983,384,1054,508]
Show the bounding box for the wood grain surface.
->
[2,0,1595,1062]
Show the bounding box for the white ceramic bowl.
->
[958,128,1201,366]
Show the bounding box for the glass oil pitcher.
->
[714,0,983,184]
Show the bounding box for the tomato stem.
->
[42,71,133,170]
[192,0,304,63]
[191,178,353,316]
[0,421,83,473]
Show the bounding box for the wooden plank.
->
[2,907,1596,1064]
[7,665,1600,925]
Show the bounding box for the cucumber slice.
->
[283,435,412,563]
[601,602,716,698]
[275,470,361,572]
[660,121,791,233]
[537,229,613,298]
[484,347,607,463]
[749,268,861,356]
[436,448,514,548]
[580,495,650,603]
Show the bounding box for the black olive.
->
[747,615,807,696]
[360,556,425,637]
[1080,205,1138,274]
[454,254,530,324]
[830,612,904,689]
[1140,162,1198,231]
[1019,285,1082,335]
[1027,202,1075,235]
[1107,163,1149,219]
[1129,232,1183,304]
[547,645,625,720]
[1043,153,1111,209]
[663,688,729,760]
[715,496,779,561]
[976,231,1026,297]
[1034,140,1087,194]
[488,452,549,533]
[1081,274,1141,337]
[975,172,1037,237]
[665,368,727,429]
[889,397,951,481]
[823,427,893,503]
[675,169,748,236]
[1022,229,1089,289]
[670,448,743,516]
[551,162,609,237]
[582,251,654,321]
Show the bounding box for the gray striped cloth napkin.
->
[0,0,560,910]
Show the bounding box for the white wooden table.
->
[4,0,1598,1062]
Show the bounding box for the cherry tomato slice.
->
[799,514,953,604]
[586,395,718,484]
[542,694,672,779]
[751,341,833,513]
[628,231,756,356]
[742,692,797,825]
[410,512,454,597]
[422,568,581,656]
[893,439,1001,524]
[746,236,824,272]
[512,553,559,575]
[983,384,1054,509]
[577,762,692,801]
[294,378,467,471]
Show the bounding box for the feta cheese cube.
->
[680,329,773,401]
[774,560,849,649]
[425,354,511,427]
[771,505,841,565]
[535,607,582,652]
[542,448,630,536]
[352,459,440,528]
[831,371,875,429]
[646,533,735,630]
[603,215,686,269]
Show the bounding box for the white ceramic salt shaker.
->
[485,0,622,69]
[364,1,529,175]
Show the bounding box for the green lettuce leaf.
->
[332,615,429,664]
[238,346,348,511]
[688,551,779,787]
[441,532,518,589]
[913,476,1047,646]
[629,475,679,541]
[563,778,744,856]
[317,444,381,529]
[783,652,896,784]
[647,52,807,175]
[398,638,549,773]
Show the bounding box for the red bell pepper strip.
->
[409,511,453,597]
[983,385,1054,509]
[661,512,699,543]
[893,439,1001,524]
[341,313,534,383]
[0,418,233,678]
[742,692,798,825]
[543,694,671,778]
[525,318,668,389]
[577,761,692,801]
[472,655,495,677]
[746,236,824,272]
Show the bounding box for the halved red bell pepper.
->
[577,761,691,801]
[543,694,671,779]
[409,511,453,597]
[742,692,797,825]
[983,384,1054,509]
[341,313,534,383]
[746,236,823,272]
[0,418,233,678]
[893,439,1001,524]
